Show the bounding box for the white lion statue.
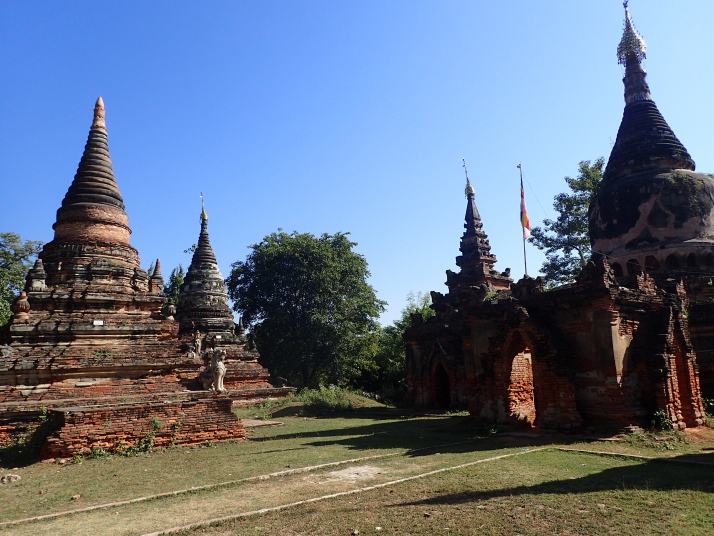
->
[210,349,227,393]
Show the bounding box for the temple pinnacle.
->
[617,1,646,65]
[463,159,474,197]
[200,192,208,221]
[91,97,106,130]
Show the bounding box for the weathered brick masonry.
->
[1,98,292,456]
[405,7,710,431]
[42,398,246,458]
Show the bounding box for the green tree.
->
[163,264,185,305]
[226,231,386,389]
[361,292,435,401]
[0,233,43,326]
[528,158,604,285]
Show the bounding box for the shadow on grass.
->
[250,412,576,456]
[395,451,714,507]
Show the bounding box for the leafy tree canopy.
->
[163,264,185,305]
[361,292,435,402]
[226,231,385,389]
[0,233,43,326]
[528,158,604,285]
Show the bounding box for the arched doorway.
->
[645,256,660,271]
[433,363,451,409]
[687,253,699,268]
[666,254,680,270]
[504,331,537,427]
[627,259,641,276]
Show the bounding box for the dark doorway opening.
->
[433,363,451,409]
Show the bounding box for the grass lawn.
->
[0,394,712,536]
[186,448,714,536]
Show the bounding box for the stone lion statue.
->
[211,349,227,393]
[198,349,227,392]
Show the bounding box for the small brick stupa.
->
[176,201,275,391]
[0,99,292,457]
[178,202,236,337]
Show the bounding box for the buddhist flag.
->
[519,170,531,240]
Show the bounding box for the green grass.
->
[182,449,714,536]
[235,388,389,420]
[0,400,712,536]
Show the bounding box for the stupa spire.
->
[56,98,127,215]
[200,192,208,223]
[445,161,511,294]
[457,160,494,266]
[193,195,217,266]
[91,97,107,130]
[462,159,482,236]
[602,3,694,181]
[41,98,140,286]
[177,198,233,336]
[617,1,646,66]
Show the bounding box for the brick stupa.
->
[0,99,292,456]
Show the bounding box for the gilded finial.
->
[463,158,474,197]
[200,192,208,221]
[617,1,646,65]
[91,97,106,130]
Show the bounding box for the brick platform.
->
[42,397,246,458]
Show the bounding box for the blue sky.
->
[2,1,714,324]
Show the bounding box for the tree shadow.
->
[250,412,581,455]
[395,450,714,507]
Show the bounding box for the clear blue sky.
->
[2,1,713,324]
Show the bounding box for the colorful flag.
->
[520,175,531,240]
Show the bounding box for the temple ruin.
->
[0,98,291,457]
[404,5,711,431]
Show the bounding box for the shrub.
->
[291,387,354,412]
[651,409,673,431]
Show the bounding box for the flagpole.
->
[518,164,529,277]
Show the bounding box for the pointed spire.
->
[200,192,208,223]
[57,98,126,212]
[91,97,106,130]
[603,4,695,181]
[464,159,475,198]
[447,162,509,293]
[149,258,165,293]
[153,258,163,278]
[617,1,646,65]
[462,159,482,236]
[192,198,218,266]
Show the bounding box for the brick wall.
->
[42,397,246,458]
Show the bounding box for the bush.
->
[651,409,673,431]
[291,387,354,412]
